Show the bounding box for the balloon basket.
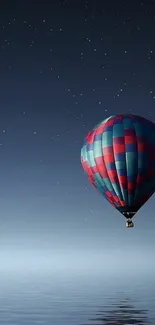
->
[126,219,134,228]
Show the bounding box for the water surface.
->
[0,269,154,324]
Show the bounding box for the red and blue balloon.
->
[81,114,155,227]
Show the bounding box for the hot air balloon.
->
[81,114,155,228]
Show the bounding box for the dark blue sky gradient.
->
[0,0,155,270]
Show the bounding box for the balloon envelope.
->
[81,114,155,218]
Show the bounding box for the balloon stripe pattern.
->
[81,114,155,214]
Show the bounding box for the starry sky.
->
[0,0,155,272]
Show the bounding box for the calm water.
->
[0,269,154,324]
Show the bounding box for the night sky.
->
[0,0,155,272]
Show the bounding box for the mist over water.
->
[0,202,154,325]
[0,250,154,324]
